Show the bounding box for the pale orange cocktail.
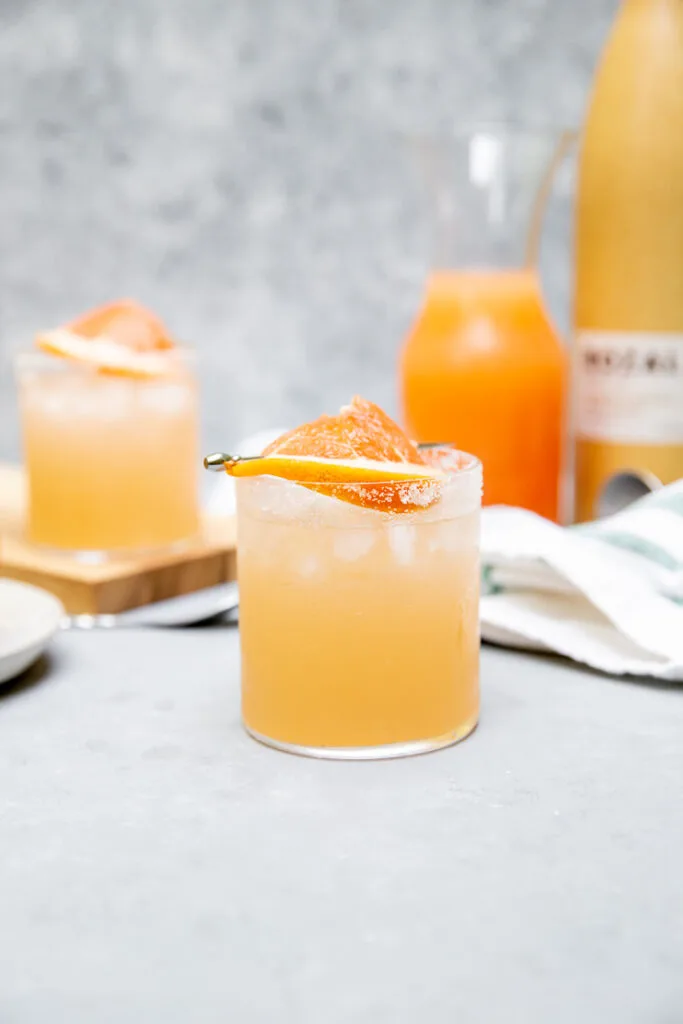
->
[217,397,481,759]
[17,301,199,554]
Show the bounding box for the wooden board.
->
[0,463,236,614]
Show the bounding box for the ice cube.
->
[298,554,321,579]
[389,524,416,566]
[333,530,375,562]
[141,382,191,415]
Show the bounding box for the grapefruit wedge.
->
[36,299,177,377]
[37,329,175,378]
[67,299,174,351]
[218,397,445,513]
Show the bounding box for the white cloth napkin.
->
[481,483,683,679]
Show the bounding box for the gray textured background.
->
[0,0,618,460]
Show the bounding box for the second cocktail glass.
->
[16,302,199,556]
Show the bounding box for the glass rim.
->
[14,343,196,375]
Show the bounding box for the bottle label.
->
[575,331,683,444]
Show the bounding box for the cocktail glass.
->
[16,350,199,555]
[235,447,481,759]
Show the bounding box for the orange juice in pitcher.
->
[401,127,570,521]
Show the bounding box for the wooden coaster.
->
[0,463,236,615]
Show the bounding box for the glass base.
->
[22,534,198,564]
[244,713,478,761]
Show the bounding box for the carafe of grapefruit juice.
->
[401,126,570,520]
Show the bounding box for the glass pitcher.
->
[400,125,573,521]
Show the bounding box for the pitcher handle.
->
[525,129,581,268]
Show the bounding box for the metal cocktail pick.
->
[204,442,445,473]
[203,453,260,472]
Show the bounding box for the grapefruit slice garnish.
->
[224,453,443,484]
[67,299,174,351]
[36,329,176,378]
[36,299,177,377]
[214,397,445,513]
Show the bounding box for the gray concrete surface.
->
[1,629,682,1023]
[0,0,619,460]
